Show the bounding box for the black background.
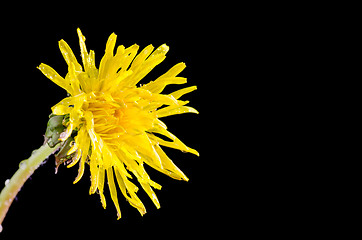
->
[0,21,209,238]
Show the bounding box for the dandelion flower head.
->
[38,28,199,219]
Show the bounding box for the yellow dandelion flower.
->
[37,28,199,219]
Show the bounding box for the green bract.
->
[45,114,66,148]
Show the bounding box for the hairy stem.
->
[0,143,60,231]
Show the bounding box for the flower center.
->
[84,92,155,147]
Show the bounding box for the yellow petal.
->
[58,39,82,72]
[52,104,71,115]
[99,32,117,81]
[98,165,107,209]
[142,77,187,94]
[148,126,199,156]
[107,167,122,219]
[124,44,168,87]
[89,151,100,194]
[73,130,90,184]
[127,54,166,86]
[114,169,146,215]
[87,50,99,79]
[38,63,71,93]
[154,144,189,181]
[170,86,197,99]
[77,28,89,71]
[123,133,163,169]
[67,126,87,164]
[67,150,81,168]
[105,33,117,55]
[67,62,82,96]
[156,105,199,118]
[139,180,160,209]
[129,44,154,72]
[118,44,139,74]
[149,44,169,59]
[157,62,186,79]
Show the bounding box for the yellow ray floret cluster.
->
[38,28,199,219]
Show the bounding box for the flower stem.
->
[0,143,60,231]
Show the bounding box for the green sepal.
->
[55,136,75,173]
[45,114,66,148]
